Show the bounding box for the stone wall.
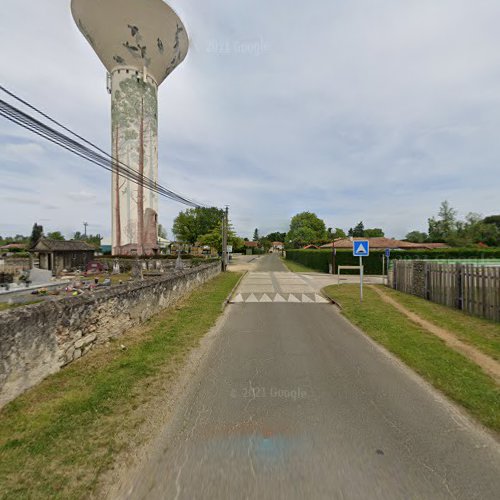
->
[392,260,427,297]
[0,262,221,407]
[0,257,31,275]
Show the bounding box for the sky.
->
[1,0,499,241]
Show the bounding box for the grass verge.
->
[0,300,43,312]
[378,286,500,361]
[281,258,323,273]
[323,284,500,432]
[0,272,241,499]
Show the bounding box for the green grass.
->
[379,286,500,361]
[281,257,324,273]
[0,272,241,499]
[324,284,500,432]
[0,300,43,312]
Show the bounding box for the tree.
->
[405,231,428,243]
[428,201,457,242]
[484,215,500,229]
[265,231,286,242]
[260,238,271,251]
[30,223,44,246]
[348,221,365,237]
[198,220,241,252]
[253,228,260,242]
[287,212,326,247]
[364,228,384,237]
[452,213,500,247]
[327,227,346,240]
[158,224,167,239]
[47,231,65,241]
[172,207,224,245]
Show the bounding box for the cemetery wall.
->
[0,262,221,407]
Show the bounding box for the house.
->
[244,241,260,255]
[0,243,27,256]
[271,241,284,253]
[29,238,96,275]
[319,237,450,251]
[303,244,319,249]
[0,243,27,251]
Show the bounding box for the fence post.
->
[456,264,463,310]
[425,263,430,301]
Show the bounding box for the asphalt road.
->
[120,254,500,499]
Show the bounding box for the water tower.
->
[71,0,188,255]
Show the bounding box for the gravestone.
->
[112,259,121,274]
[131,260,143,280]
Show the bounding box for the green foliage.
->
[73,232,102,248]
[287,211,326,247]
[157,224,167,239]
[30,223,43,246]
[483,215,500,229]
[265,232,286,242]
[46,231,65,241]
[330,227,346,239]
[428,200,457,242]
[425,202,500,247]
[286,248,500,274]
[259,238,271,251]
[252,228,260,241]
[364,228,384,237]
[405,230,428,243]
[198,220,240,252]
[172,207,224,245]
[348,221,365,237]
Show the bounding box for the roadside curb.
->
[320,286,343,310]
[221,271,247,311]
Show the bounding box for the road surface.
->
[118,254,500,499]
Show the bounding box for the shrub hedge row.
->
[285,248,500,274]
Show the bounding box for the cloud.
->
[68,190,98,202]
[1,0,499,239]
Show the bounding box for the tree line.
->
[0,223,102,249]
[405,201,500,247]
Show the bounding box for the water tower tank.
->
[71,0,188,256]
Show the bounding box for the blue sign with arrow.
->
[353,240,370,257]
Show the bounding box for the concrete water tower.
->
[71,0,188,255]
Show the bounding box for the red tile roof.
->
[319,238,449,250]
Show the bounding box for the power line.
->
[0,85,205,208]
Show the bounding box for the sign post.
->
[385,248,391,283]
[353,240,369,303]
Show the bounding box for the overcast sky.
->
[1,0,499,240]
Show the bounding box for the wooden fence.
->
[392,261,500,322]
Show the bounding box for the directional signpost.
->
[353,240,369,303]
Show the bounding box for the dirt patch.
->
[370,286,500,384]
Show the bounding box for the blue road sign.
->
[353,240,370,257]
[385,248,391,258]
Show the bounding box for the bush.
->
[286,248,500,274]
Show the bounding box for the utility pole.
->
[83,221,88,237]
[331,238,336,275]
[222,206,229,271]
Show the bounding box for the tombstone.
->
[131,259,143,280]
[112,259,121,274]
[175,253,184,270]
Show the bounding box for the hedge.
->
[285,248,500,275]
